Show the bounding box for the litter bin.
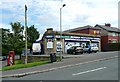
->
[50,53,56,63]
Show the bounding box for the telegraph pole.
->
[25,5,28,64]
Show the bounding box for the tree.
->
[27,25,40,49]
[2,22,40,57]
[9,22,25,56]
[2,28,13,56]
[10,22,22,36]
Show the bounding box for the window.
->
[112,33,117,36]
[97,31,100,34]
[70,46,75,49]
[112,40,117,43]
[93,30,96,34]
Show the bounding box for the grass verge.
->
[2,61,49,71]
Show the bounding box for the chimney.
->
[105,23,111,27]
[47,28,53,33]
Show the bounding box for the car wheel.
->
[94,51,97,53]
[81,52,83,54]
[73,51,76,55]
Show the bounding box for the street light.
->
[25,5,28,64]
[60,4,66,61]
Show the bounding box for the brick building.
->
[64,24,120,51]
[42,28,101,54]
[95,23,120,51]
[64,25,101,36]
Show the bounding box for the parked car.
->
[1,56,7,61]
[82,45,99,53]
[91,46,99,53]
[67,46,83,55]
[83,47,89,53]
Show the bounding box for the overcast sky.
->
[0,0,119,39]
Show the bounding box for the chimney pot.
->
[105,23,111,27]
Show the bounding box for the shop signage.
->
[92,37,100,40]
[55,35,70,38]
[47,39,53,48]
[61,36,70,38]
[55,35,100,41]
[56,42,62,52]
[71,36,80,39]
[45,35,54,38]
[65,38,90,41]
[65,38,79,41]
[47,42,53,48]
[55,35,60,38]
[91,40,99,42]
[80,37,91,39]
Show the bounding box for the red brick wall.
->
[70,29,89,34]
[101,36,108,51]
[108,36,120,42]
[70,28,101,36]
[101,35,120,51]
[89,29,101,35]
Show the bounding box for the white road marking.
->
[72,67,107,76]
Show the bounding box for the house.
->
[95,23,120,51]
[64,25,101,36]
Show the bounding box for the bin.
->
[50,53,56,63]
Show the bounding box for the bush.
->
[108,43,120,51]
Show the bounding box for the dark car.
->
[2,56,7,61]
[67,46,83,55]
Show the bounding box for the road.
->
[2,51,118,80]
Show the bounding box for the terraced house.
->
[95,23,120,51]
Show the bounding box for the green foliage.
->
[15,59,22,64]
[2,61,49,71]
[2,22,25,56]
[10,22,23,36]
[27,25,40,49]
[2,29,12,56]
[2,22,40,57]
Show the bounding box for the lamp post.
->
[25,5,28,64]
[60,4,66,61]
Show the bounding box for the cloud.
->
[0,23,11,30]
[63,0,118,27]
[0,0,119,36]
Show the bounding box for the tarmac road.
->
[2,51,118,80]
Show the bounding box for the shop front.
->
[42,28,101,54]
[55,35,100,53]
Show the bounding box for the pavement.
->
[1,51,118,78]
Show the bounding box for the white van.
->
[32,43,41,55]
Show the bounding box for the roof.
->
[45,31,100,38]
[95,24,120,33]
[64,25,101,32]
